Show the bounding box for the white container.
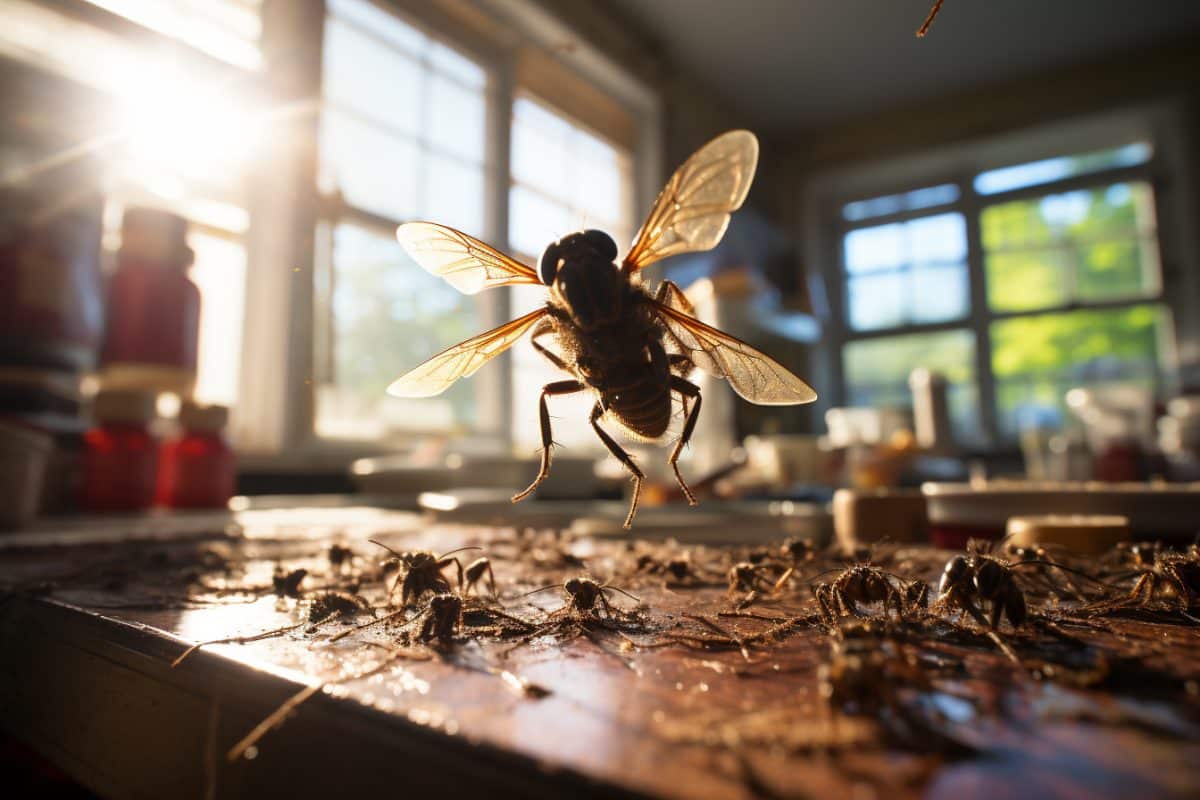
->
[0,421,52,529]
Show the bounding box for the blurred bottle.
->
[157,401,235,508]
[908,368,953,453]
[98,208,199,397]
[83,389,158,511]
[1066,386,1152,481]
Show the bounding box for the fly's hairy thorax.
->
[547,256,672,440]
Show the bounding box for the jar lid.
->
[119,206,194,268]
[1006,514,1130,555]
[179,401,228,432]
[92,389,157,425]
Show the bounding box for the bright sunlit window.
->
[835,140,1168,443]
[314,0,489,440]
[508,96,635,453]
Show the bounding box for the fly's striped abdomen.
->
[604,376,671,440]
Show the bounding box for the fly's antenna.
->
[519,584,560,598]
[368,539,406,559]
[601,584,641,603]
[437,546,484,559]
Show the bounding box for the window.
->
[832,139,1168,444]
[314,0,489,440]
[508,96,635,452]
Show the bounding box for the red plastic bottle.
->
[82,389,158,511]
[98,207,200,397]
[157,402,235,508]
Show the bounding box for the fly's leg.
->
[654,280,698,315]
[668,376,701,506]
[530,320,571,373]
[512,380,587,503]
[590,403,645,529]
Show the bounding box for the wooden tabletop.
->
[1,506,1199,800]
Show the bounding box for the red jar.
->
[157,402,235,508]
[98,207,199,396]
[83,390,158,511]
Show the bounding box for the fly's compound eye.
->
[581,229,618,262]
[539,242,563,285]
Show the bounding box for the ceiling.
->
[607,0,1200,132]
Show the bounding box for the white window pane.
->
[424,155,484,237]
[910,263,969,323]
[318,223,478,438]
[320,111,419,220]
[327,0,425,56]
[323,18,421,135]
[510,186,569,258]
[571,160,623,226]
[845,224,904,274]
[514,96,572,138]
[512,120,569,196]
[907,213,966,263]
[848,271,906,331]
[189,232,245,407]
[429,42,486,88]
[429,75,485,162]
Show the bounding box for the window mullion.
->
[963,179,999,446]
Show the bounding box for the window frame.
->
[235,0,662,466]
[806,105,1192,449]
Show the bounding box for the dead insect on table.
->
[463,557,497,599]
[526,576,640,619]
[272,567,307,598]
[1089,546,1200,621]
[935,552,1028,629]
[810,564,916,626]
[388,130,816,528]
[727,561,783,608]
[369,539,481,606]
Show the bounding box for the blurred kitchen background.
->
[4,0,1200,541]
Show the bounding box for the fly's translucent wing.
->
[654,301,817,406]
[387,308,547,398]
[623,130,759,273]
[397,222,541,294]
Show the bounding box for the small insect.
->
[526,576,640,619]
[727,561,779,600]
[935,552,1028,629]
[811,564,913,625]
[416,593,464,643]
[307,591,371,624]
[389,131,816,528]
[463,557,497,599]
[272,567,307,598]
[1095,547,1200,619]
[369,539,481,606]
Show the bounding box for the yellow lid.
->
[1006,514,1130,555]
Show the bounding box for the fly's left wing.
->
[623,130,758,273]
[387,308,547,398]
[397,222,541,295]
[654,301,816,406]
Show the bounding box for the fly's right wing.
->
[387,308,547,398]
[622,130,758,273]
[396,222,541,295]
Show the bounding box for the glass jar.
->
[157,401,235,508]
[82,389,158,511]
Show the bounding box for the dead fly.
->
[463,557,497,599]
[727,561,785,608]
[368,539,482,606]
[809,564,920,626]
[820,619,976,757]
[386,130,816,528]
[935,553,1028,629]
[307,591,371,626]
[1087,546,1200,622]
[524,576,641,620]
[635,549,719,589]
[272,567,308,598]
[327,543,355,572]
